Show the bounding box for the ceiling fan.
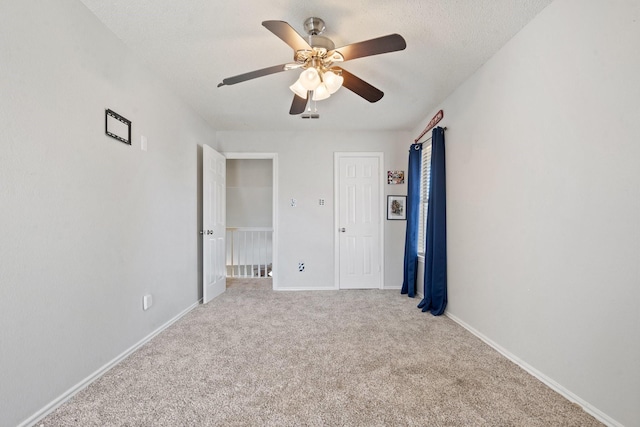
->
[217,18,407,115]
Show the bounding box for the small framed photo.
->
[387,170,405,184]
[105,109,131,145]
[387,195,407,220]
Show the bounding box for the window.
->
[417,143,432,255]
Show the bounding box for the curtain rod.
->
[414,110,443,143]
[416,127,447,145]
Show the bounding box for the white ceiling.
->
[79,0,553,132]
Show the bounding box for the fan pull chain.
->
[302,95,320,119]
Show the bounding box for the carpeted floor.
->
[40,279,602,426]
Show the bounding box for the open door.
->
[203,145,226,303]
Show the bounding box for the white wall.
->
[0,1,215,425]
[412,0,640,425]
[226,159,273,227]
[215,131,411,290]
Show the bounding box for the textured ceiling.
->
[79,0,553,132]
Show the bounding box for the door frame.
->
[333,152,385,290]
[224,152,279,290]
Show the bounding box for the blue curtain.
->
[401,143,422,298]
[418,127,447,315]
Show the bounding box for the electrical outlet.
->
[291,198,297,207]
[298,262,305,272]
[319,198,325,206]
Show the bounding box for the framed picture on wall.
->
[387,195,407,220]
[105,109,131,145]
[387,170,405,184]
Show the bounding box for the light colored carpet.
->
[40,279,602,426]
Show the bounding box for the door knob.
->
[340,228,346,232]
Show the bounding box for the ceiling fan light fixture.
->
[323,71,343,94]
[219,19,407,115]
[312,83,331,101]
[299,67,321,90]
[289,79,308,98]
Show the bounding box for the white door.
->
[335,153,384,289]
[203,145,226,303]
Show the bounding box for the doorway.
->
[224,152,279,290]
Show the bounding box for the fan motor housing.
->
[309,35,334,51]
[304,17,334,50]
[304,17,326,35]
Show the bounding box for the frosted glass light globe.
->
[312,83,331,101]
[323,71,343,94]
[300,68,321,91]
[289,79,308,98]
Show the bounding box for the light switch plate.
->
[143,294,152,310]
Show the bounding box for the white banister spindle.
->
[250,231,255,277]
[230,230,235,277]
[225,227,273,278]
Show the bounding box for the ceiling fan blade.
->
[217,64,289,87]
[329,34,406,62]
[289,94,308,115]
[337,68,384,103]
[262,20,312,52]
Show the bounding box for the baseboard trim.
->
[445,311,621,427]
[20,300,201,427]
[274,286,339,292]
[275,287,401,292]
